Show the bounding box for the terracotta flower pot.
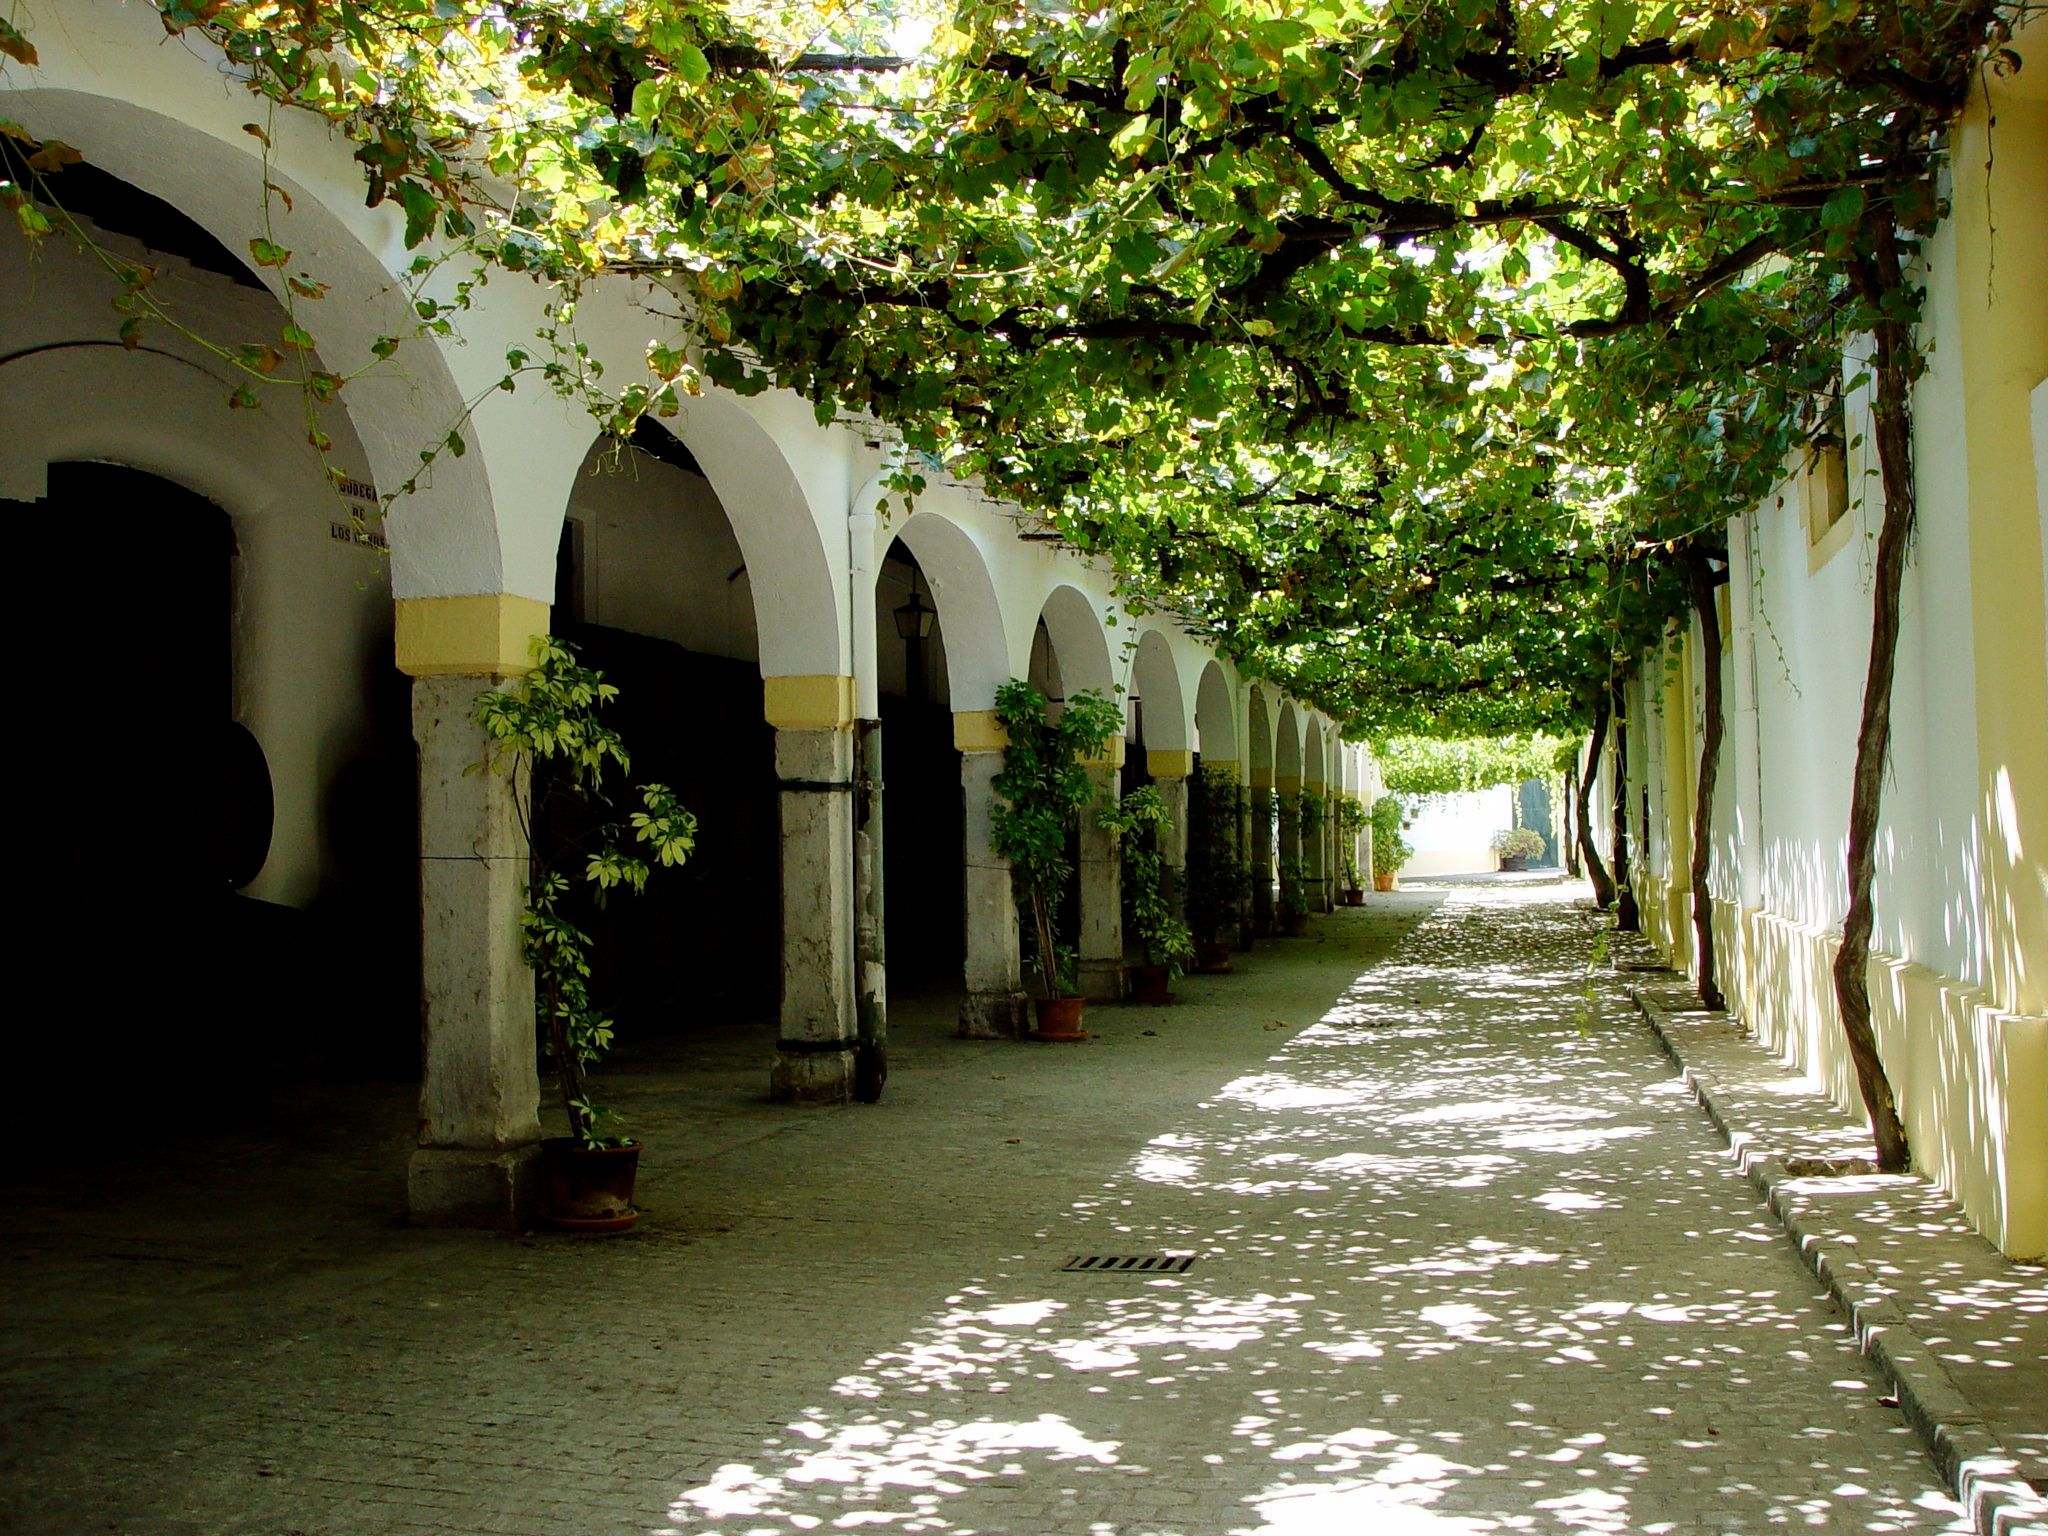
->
[1129,964,1173,1005]
[1499,854,1528,872]
[1195,938,1235,974]
[1374,872,1396,892]
[540,1137,641,1233]
[1280,910,1308,937]
[1032,996,1088,1041]
[1340,888,1365,906]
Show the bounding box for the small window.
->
[1806,406,1850,548]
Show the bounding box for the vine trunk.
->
[1830,210,1915,1172]
[1685,552,1727,1011]
[1578,695,1615,907]
[1610,679,1639,932]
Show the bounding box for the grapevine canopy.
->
[2,0,2018,735]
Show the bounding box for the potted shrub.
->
[1186,763,1245,972]
[1370,793,1411,891]
[1110,785,1194,1005]
[1493,825,1546,872]
[1278,856,1311,935]
[1335,796,1368,903]
[475,637,697,1233]
[989,679,1124,1040]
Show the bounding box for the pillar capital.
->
[954,709,1008,754]
[764,674,856,732]
[395,594,549,679]
[1147,749,1195,781]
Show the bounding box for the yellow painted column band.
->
[763,675,856,731]
[953,710,1008,753]
[1276,774,1302,794]
[1080,735,1127,769]
[394,594,550,679]
[1147,749,1195,780]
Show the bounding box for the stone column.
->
[1277,775,1301,920]
[957,711,1027,1038]
[1325,795,1342,909]
[766,676,859,1103]
[1148,749,1193,921]
[852,718,887,1101]
[1251,772,1276,933]
[1207,757,1251,946]
[1077,738,1126,1001]
[398,594,549,1229]
[1306,790,1332,911]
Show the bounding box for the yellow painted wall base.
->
[1634,890,2047,1259]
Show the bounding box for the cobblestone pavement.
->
[1,881,1975,1535]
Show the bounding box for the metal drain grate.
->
[1061,1254,1195,1274]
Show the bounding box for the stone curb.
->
[1628,982,2048,1536]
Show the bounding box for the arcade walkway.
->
[1,883,1983,1534]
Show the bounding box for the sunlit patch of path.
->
[661,881,1967,1535]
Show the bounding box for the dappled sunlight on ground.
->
[1633,977,2048,1493]
[656,881,1969,1535]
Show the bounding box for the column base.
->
[408,1143,541,1230]
[958,991,1029,1039]
[770,1045,855,1104]
[1078,959,1126,1002]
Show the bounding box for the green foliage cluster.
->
[988,679,1123,998]
[1186,762,1246,944]
[1370,794,1414,879]
[1108,785,1195,973]
[473,638,696,1148]
[0,0,2015,738]
[1278,857,1312,926]
[1493,826,1548,860]
[1335,795,1368,889]
[1376,734,1576,797]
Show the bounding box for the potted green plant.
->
[1336,796,1368,903]
[1109,785,1194,1005]
[1370,793,1412,892]
[1186,762,1245,972]
[1493,825,1546,872]
[1278,856,1311,935]
[474,637,697,1233]
[989,679,1125,1040]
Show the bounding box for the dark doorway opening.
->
[878,541,964,995]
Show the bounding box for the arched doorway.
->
[876,537,965,993]
[544,423,785,1048]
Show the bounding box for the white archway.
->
[1196,660,1238,765]
[889,510,1012,711]
[1131,627,1191,752]
[1037,584,1117,700]
[1277,699,1304,784]
[1,83,504,600]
